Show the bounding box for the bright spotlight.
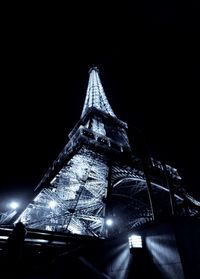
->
[49,200,57,209]
[9,201,19,210]
[106,218,113,226]
[128,235,142,248]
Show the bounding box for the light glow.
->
[9,201,19,210]
[48,200,57,209]
[106,218,113,226]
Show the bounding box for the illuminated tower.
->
[15,67,200,238]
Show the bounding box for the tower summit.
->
[81,67,115,118]
[11,67,200,238]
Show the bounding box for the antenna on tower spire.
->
[88,66,99,74]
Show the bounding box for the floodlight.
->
[106,218,113,226]
[128,235,142,248]
[9,201,19,210]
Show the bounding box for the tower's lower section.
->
[18,149,109,237]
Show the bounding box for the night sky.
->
[0,2,199,212]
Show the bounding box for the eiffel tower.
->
[11,67,199,238]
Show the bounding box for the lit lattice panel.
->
[18,149,109,237]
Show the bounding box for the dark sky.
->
[0,2,199,211]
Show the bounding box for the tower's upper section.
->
[81,67,116,118]
[68,66,131,155]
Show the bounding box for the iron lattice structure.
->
[4,67,199,238]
